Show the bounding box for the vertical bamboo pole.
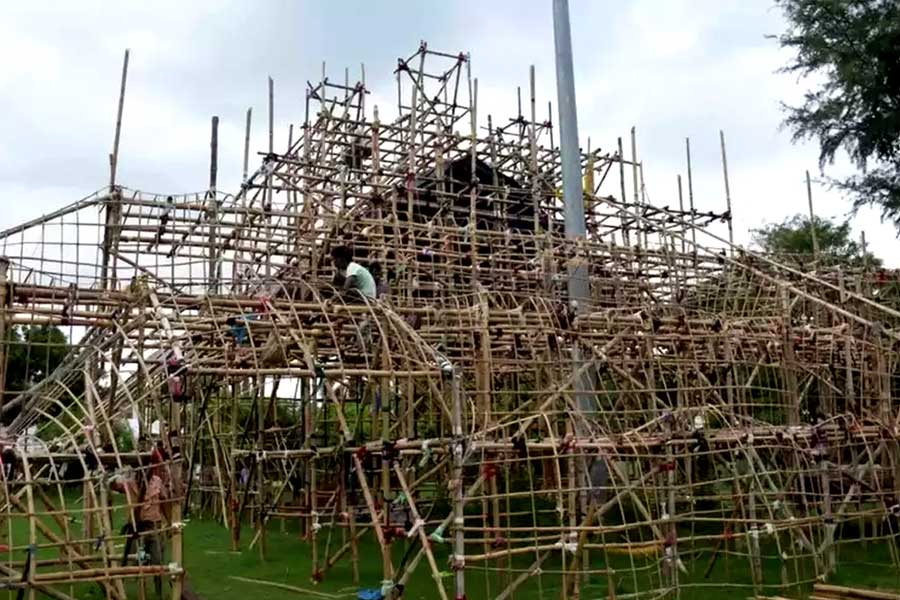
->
[685,138,697,254]
[529,66,541,236]
[394,465,450,600]
[265,77,274,279]
[451,370,466,600]
[21,454,37,600]
[719,130,734,249]
[0,256,8,412]
[665,423,679,597]
[109,49,129,189]
[861,231,871,294]
[782,288,800,425]
[677,175,686,255]
[820,457,835,575]
[242,108,252,184]
[747,470,762,593]
[618,137,630,247]
[805,170,820,260]
[256,378,267,560]
[171,408,185,600]
[229,383,240,550]
[101,50,129,292]
[630,127,640,244]
[469,73,479,286]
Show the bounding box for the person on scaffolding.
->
[110,449,170,600]
[225,315,252,366]
[330,245,377,349]
[330,245,376,301]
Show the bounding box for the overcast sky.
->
[1,1,895,263]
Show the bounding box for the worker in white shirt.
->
[330,245,376,300]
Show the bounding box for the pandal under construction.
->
[2,37,900,600]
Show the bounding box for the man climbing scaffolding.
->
[110,450,169,599]
[330,245,376,301]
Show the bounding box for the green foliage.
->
[774,0,900,227]
[751,213,880,266]
[5,324,70,392]
[113,420,135,452]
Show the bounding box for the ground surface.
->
[6,496,900,599]
[178,517,900,600]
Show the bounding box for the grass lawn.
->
[177,515,900,600]
[3,490,900,600]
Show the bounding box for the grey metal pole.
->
[553,0,594,524]
[553,0,590,312]
[209,116,220,293]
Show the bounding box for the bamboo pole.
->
[806,170,820,261]
[109,49,129,188]
[719,130,734,249]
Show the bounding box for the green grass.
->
[4,491,900,600]
[175,515,900,600]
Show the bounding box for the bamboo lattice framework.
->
[1,43,900,600]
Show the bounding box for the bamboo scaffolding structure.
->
[1,41,900,600]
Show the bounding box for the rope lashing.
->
[417,440,432,468]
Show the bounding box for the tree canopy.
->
[751,213,880,266]
[774,0,900,227]
[5,324,70,393]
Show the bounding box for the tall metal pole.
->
[208,116,220,293]
[553,0,589,312]
[553,0,593,527]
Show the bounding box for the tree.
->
[5,324,70,393]
[751,213,880,266]
[774,0,900,227]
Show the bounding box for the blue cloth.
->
[357,590,383,600]
[229,323,249,345]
